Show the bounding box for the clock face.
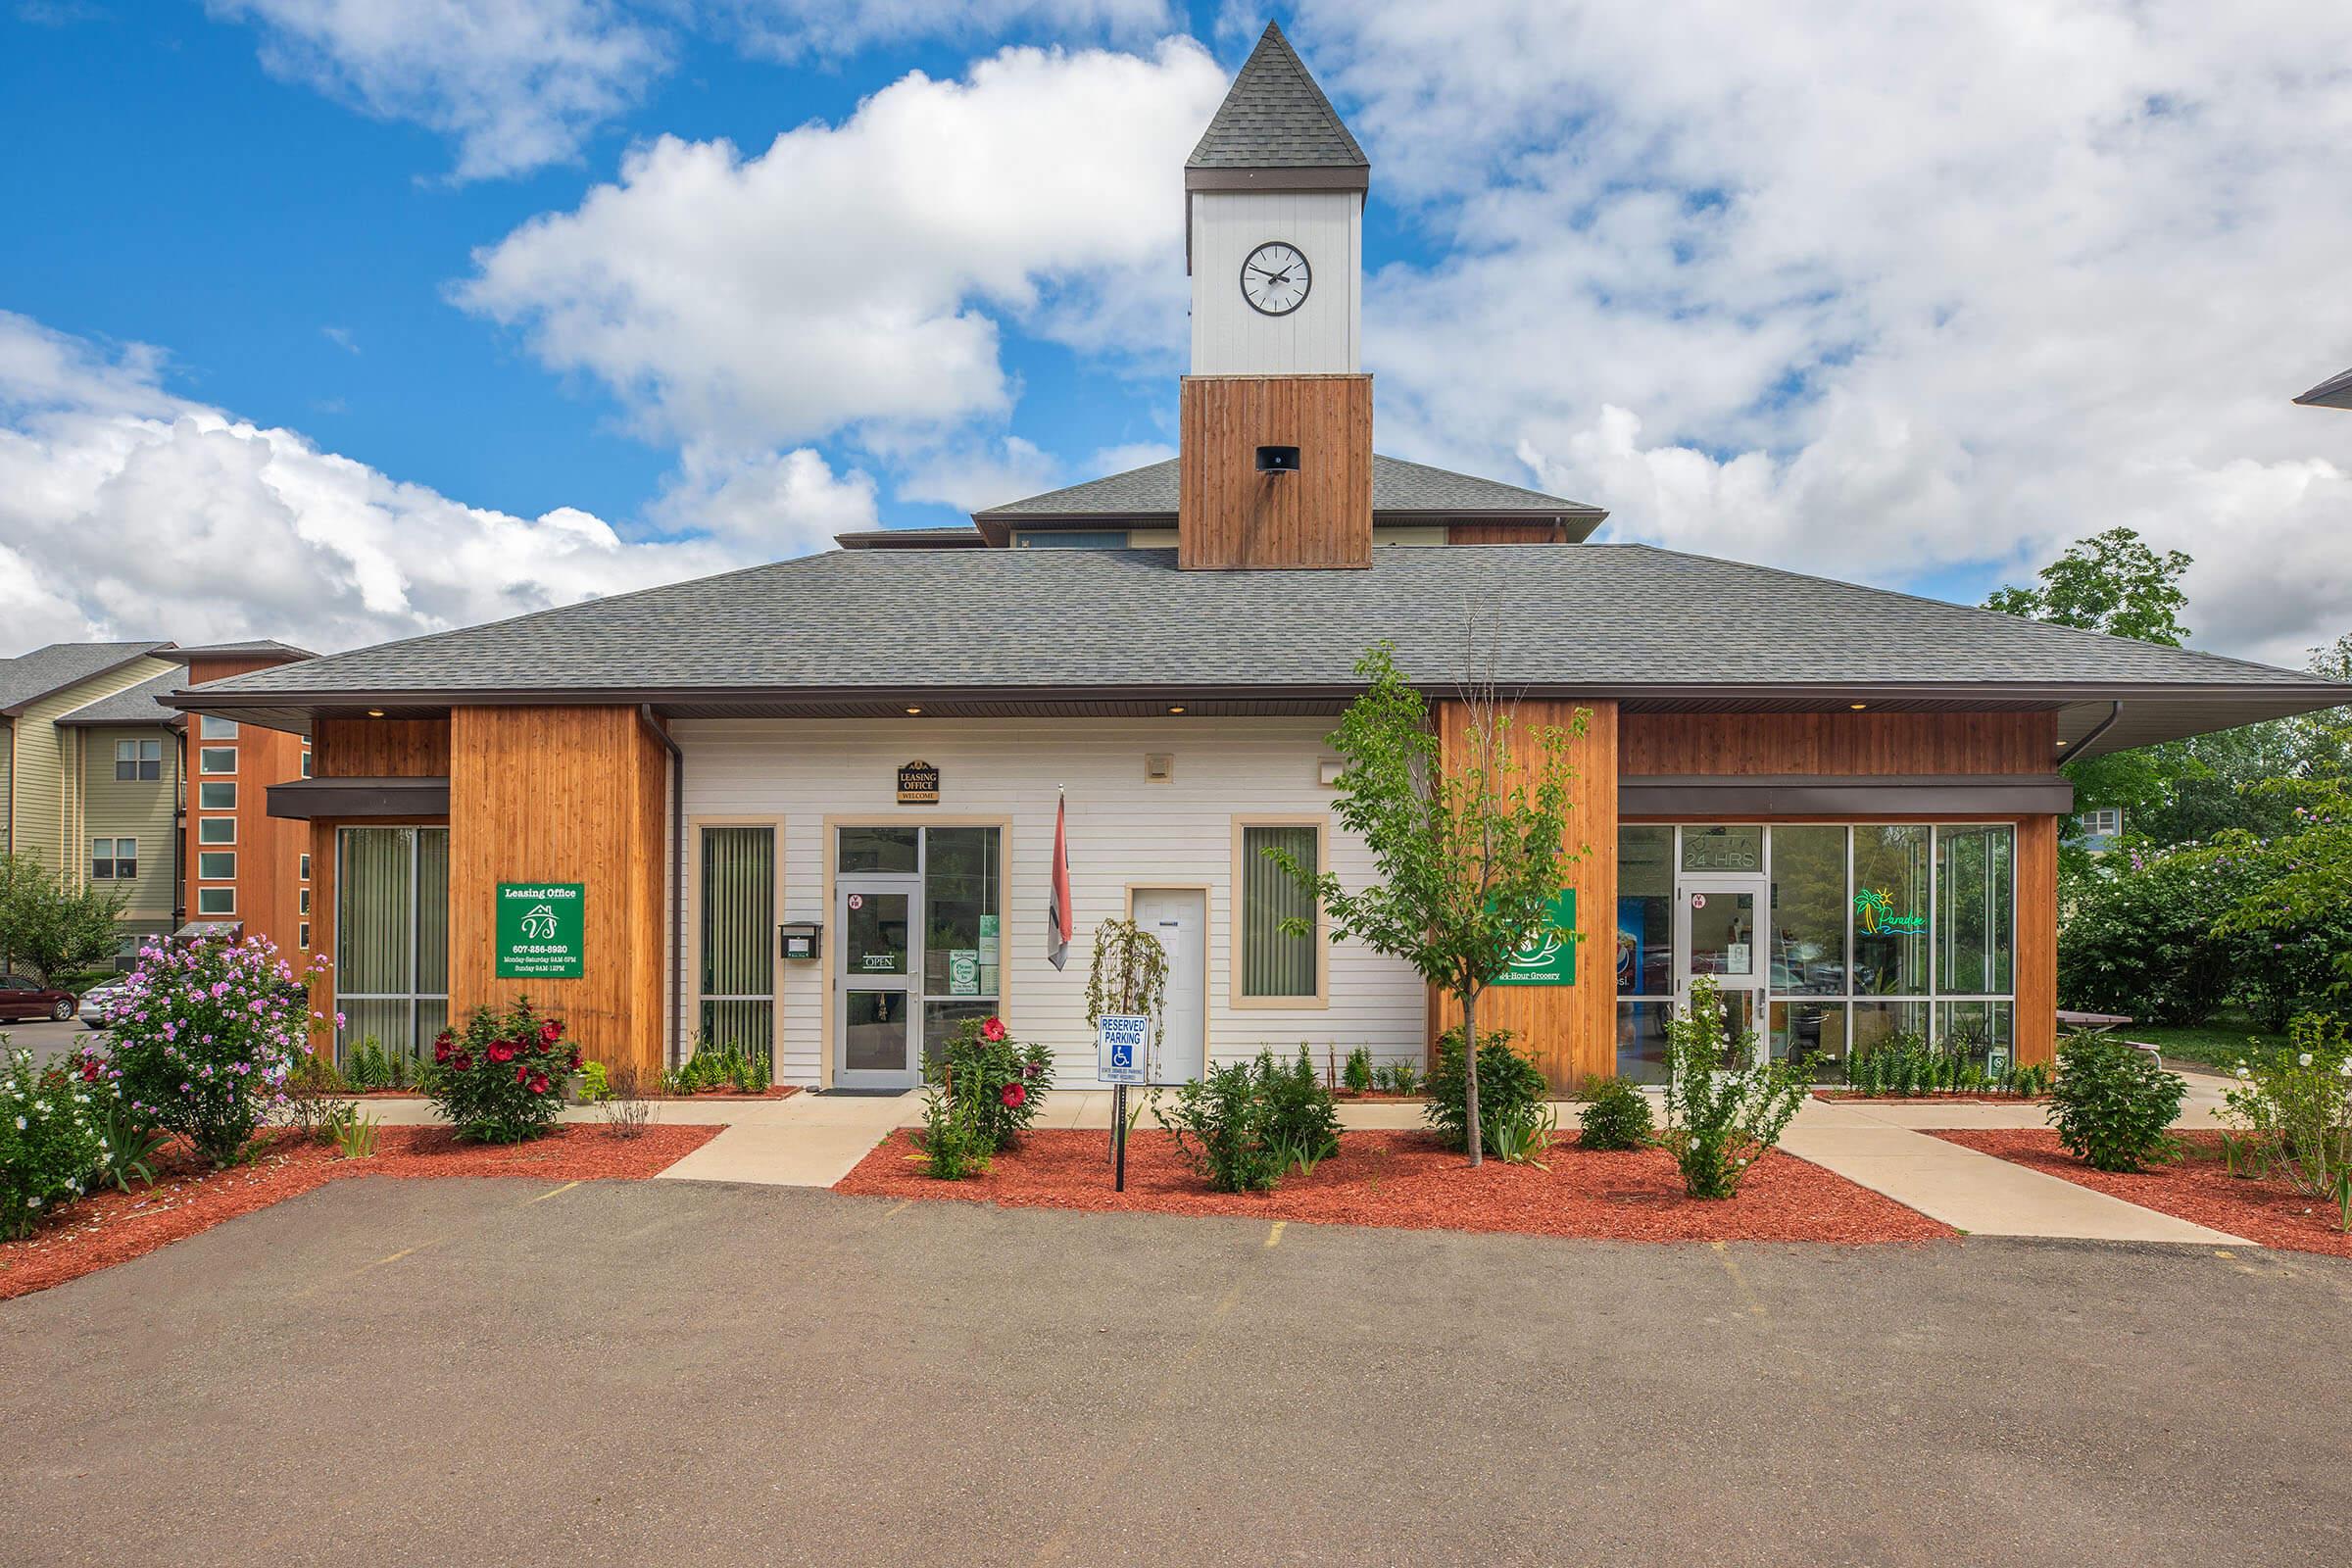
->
[1240,242,1310,317]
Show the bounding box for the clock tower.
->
[1178,22,1373,569]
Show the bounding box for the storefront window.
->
[1768,825,1846,995]
[923,827,1001,998]
[1771,1000,1848,1073]
[838,825,918,874]
[699,826,775,1062]
[1850,1000,1929,1054]
[334,826,448,1062]
[1851,825,1930,995]
[1616,1000,1672,1085]
[1937,824,2014,996]
[1616,826,1674,997]
[1936,1001,2015,1070]
[1680,824,1762,872]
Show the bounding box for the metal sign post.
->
[1097,1013,1150,1194]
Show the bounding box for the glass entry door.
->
[1674,874,1768,1066]
[836,874,920,1089]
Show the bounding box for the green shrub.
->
[1661,976,1814,1199]
[0,1045,106,1237]
[2046,1030,2186,1172]
[2218,1013,2352,1200]
[345,1037,388,1091]
[1343,1046,1374,1093]
[428,996,577,1145]
[2058,848,2246,1026]
[1160,1059,1284,1192]
[1423,1027,1549,1154]
[1577,1077,1653,1152]
[1388,1059,1421,1096]
[577,1060,611,1103]
[1263,1048,1341,1171]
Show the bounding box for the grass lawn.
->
[2118,1007,2285,1072]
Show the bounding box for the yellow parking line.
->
[524,1181,581,1205]
[1711,1242,1769,1318]
[1263,1221,1286,1249]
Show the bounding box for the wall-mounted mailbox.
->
[780,921,822,961]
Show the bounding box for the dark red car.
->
[0,974,77,1022]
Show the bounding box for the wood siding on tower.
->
[1179,374,1373,570]
[1620,710,2056,776]
[313,716,451,778]
[2015,813,2059,1067]
[1445,520,1568,545]
[1427,699,1620,1093]
[446,708,669,1079]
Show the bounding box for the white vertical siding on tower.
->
[675,716,1426,1088]
[1189,190,1361,375]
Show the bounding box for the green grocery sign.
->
[497,883,584,979]
[1489,888,1579,988]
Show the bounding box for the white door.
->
[1131,889,1206,1085]
[835,874,922,1090]
[1674,874,1769,1066]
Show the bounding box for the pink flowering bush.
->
[427,996,576,1144]
[98,935,329,1168]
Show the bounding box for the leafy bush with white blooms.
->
[0,1045,107,1238]
[97,936,330,1168]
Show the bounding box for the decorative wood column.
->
[1425,699,1620,1093]
[1178,373,1372,569]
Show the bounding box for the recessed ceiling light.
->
[904,706,922,715]
[1168,705,1186,714]
[366,709,384,717]
[2055,739,2068,747]
[1848,702,1868,710]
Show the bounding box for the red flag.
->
[1048,791,1072,970]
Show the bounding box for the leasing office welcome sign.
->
[497,883,585,979]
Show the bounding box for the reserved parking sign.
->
[1097,1013,1150,1086]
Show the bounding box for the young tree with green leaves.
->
[1263,640,1582,1167]
[1984,526,2191,645]
[0,854,127,986]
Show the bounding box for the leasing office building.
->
[178,24,2346,1090]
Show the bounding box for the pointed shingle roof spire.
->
[1186,22,1367,186]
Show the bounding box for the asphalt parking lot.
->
[4,1179,2349,1567]
[0,1016,98,1070]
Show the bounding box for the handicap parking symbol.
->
[1111,1041,1135,1069]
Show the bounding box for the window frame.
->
[332,825,450,1060]
[90,837,136,880]
[197,851,236,882]
[1230,814,1330,1009]
[198,782,236,810]
[198,747,237,775]
[115,737,163,782]
[197,816,236,845]
[196,886,235,915]
[198,714,238,740]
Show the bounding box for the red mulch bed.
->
[1814,1092,2048,1105]
[0,1122,719,1302]
[1933,1129,2352,1258]
[837,1128,1954,1245]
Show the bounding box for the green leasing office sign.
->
[1488,888,1578,987]
[496,883,585,979]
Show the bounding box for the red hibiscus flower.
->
[981,1016,1007,1043]
[567,1049,582,1070]
[527,1072,550,1096]
[487,1041,516,1063]
[514,1062,529,1085]
[433,1039,452,1065]
[452,1052,472,1072]
[540,1020,564,1044]
[79,1058,101,1083]
[1000,1082,1026,1108]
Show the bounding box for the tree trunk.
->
[1462,987,1483,1168]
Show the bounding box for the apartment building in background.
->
[0,639,314,968]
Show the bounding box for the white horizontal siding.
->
[1190,190,1361,375]
[676,717,1426,1088]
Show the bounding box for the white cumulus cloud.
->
[0,312,874,652]
[456,39,1228,449]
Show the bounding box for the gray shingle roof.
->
[179,545,2345,709]
[172,639,318,661]
[0,641,172,714]
[2295,366,2352,410]
[54,667,186,727]
[973,454,1601,520]
[1187,22,1367,172]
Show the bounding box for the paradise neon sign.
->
[1853,887,1926,936]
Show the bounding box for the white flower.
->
[11,1115,22,1131]
[2339,1060,2352,1079]
[2300,1053,2315,1067]
[2234,1065,2251,1080]
[26,1196,38,1208]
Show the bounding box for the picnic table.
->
[2055,1009,2132,1032]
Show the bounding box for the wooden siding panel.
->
[1427,700,1619,1093]
[1179,374,1372,570]
[315,717,451,778]
[1620,710,2056,776]
[2016,813,2058,1068]
[1446,521,1567,545]
[446,708,667,1079]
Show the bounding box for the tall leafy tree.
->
[0,854,126,986]
[1263,641,1582,1167]
[1984,526,2191,645]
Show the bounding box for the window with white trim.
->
[197,851,236,881]
[199,715,238,739]
[1237,820,1322,1002]
[199,748,237,774]
[198,782,235,810]
[334,826,448,1060]
[198,817,236,845]
[115,738,162,781]
[89,838,136,879]
[197,887,235,915]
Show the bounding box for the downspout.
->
[172,725,187,931]
[640,706,685,1071]
[2064,701,2124,763]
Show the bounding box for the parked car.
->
[0,974,78,1023]
[77,979,131,1030]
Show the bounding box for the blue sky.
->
[1,2,2346,662]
